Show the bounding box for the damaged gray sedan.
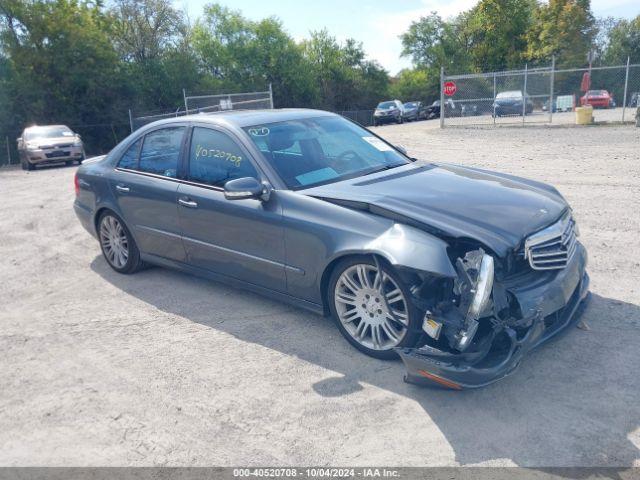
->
[74,109,589,389]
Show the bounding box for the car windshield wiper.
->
[359,163,406,177]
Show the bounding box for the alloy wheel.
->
[99,215,129,269]
[334,264,409,351]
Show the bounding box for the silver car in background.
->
[18,125,85,170]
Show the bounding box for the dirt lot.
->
[1,122,639,467]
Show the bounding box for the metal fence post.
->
[5,136,11,165]
[440,67,445,128]
[522,63,528,124]
[493,72,497,125]
[622,56,630,123]
[183,88,189,114]
[128,109,134,133]
[269,83,274,109]
[549,56,555,124]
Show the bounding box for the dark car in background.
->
[18,125,85,171]
[580,90,615,108]
[493,91,534,117]
[626,92,639,108]
[403,101,425,121]
[73,109,589,389]
[424,99,460,119]
[373,100,405,125]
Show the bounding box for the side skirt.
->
[140,253,326,316]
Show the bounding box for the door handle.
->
[115,184,130,193]
[178,197,198,208]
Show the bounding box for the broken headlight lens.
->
[468,253,494,319]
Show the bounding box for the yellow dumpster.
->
[575,106,593,125]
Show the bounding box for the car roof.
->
[144,108,336,130]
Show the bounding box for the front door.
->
[110,126,187,262]
[177,126,286,292]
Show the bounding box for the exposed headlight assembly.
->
[453,249,495,351]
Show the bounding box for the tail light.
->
[74,171,80,196]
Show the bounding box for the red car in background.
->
[580,90,615,108]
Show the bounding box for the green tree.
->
[465,0,535,70]
[525,0,596,66]
[0,0,126,152]
[389,69,439,104]
[602,15,640,64]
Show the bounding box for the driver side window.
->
[188,127,258,188]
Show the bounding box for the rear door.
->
[176,125,286,292]
[110,125,187,262]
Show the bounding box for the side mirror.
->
[224,177,270,202]
[16,137,21,143]
[395,145,408,155]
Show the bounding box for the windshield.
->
[24,126,74,140]
[496,91,522,99]
[404,102,417,108]
[376,101,396,109]
[587,90,607,95]
[243,116,410,190]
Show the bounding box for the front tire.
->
[328,256,421,359]
[98,211,144,274]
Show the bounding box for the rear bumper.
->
[74,201,97,238]
[397,245,590,389]
[581,99,610,107]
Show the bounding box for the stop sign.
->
[443,81,457,96]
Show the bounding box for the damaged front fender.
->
[363,223,457,278]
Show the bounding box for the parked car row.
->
[373,100,426,126]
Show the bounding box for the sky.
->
[180,0,640,75]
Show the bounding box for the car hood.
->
[302,163,568,257]
[31,136,78,147]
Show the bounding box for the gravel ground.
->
[1,123,639,467]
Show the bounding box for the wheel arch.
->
[319,224,458,315]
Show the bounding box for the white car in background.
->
[18,125,85,171]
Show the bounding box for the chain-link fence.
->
[441,59,640,127]
[337,110,375,127]
[129,87,274,132]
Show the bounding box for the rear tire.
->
[98,211,144,274]
[327,256,422,360]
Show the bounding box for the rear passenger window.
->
[118,139,141,169]
[139,127,185,178]
[188,127,258,188]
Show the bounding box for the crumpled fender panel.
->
[364,223,457,278]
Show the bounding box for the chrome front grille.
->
[524,214,578,270]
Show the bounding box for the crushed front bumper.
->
[397,244,590,389]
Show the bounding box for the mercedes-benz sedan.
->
[74,109,589,389]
